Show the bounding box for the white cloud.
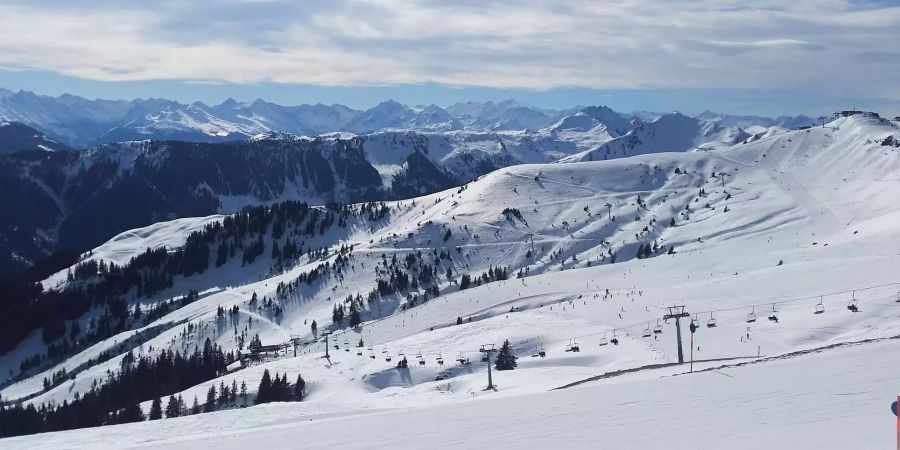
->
[0,0,897,98]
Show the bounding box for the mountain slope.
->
[559,112,750,162]
[0,121,70,154]
[2,112,898,430]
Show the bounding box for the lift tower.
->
[663,306,690,363]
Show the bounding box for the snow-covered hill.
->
[2,112,899,447]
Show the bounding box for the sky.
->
[0,0,898,116]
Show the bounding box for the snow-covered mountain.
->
[445,99,563,130]
[0,93,569,148]
[695,110,816,131]
[0,121,70,154]
[2,111,899,448]
[559,112,751,162]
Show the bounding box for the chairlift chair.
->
[746,306,757,323]
[599,333,609,346]
[706,312,717,328]
[610,331,620,345]
[385,353,392,362]
[653,320,663,334]
[357,349,363,356]
[814,297,825,315]
[456,352,467,364]
[767,304,779,322]
[847,291,860,312]
[436,353,444,366]
[642,324,652,338]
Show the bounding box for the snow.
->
[6,337,899,449]
[41,214,225,290]
[3,113,900,448]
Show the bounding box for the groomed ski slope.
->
[2,113,899,448]
[5,336,899,449]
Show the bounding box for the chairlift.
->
[746,306,757,323]
[456,352,467,364]
[847,291,860,312]
[369,350,376,359]
[642,324,652,338]
[381,346,388,354]
[436,353,444,366]
[814,297,825,315]
[767,304,779,322]
[357,348,363,356]
[690,315,700,328]
[385,353,392,362]
[610,331,619,345]
[599,333,609,346]
[706,312,717,328]
[896,292,900,303]
[653,319,663,334]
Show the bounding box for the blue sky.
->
[1,0,898,116]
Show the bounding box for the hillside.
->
[0,121,70,154]
[1,113,899,446]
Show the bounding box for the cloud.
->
[0,0,897,99]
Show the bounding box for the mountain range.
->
[0,89,815,149]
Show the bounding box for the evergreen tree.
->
[205,384,217,412]
[229,380,238,403]
[294,374,306,401]
[191,396,201,415]
[165,395,181,418]
[255,369,273,405]
[495,339,517,371]
[218,381,229,405]
[148,398,163,420]
[119,403,145,423]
